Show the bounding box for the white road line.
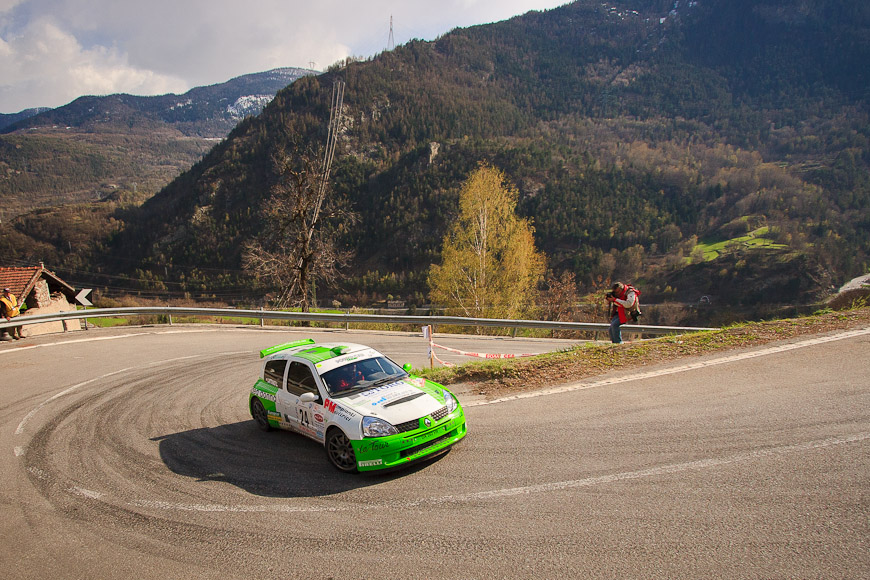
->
[466,327,870,407]
[129,433,869,513]
[14,352,248,438]
[446,433,869,501]
[0,329,224,356]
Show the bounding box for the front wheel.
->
[326,429,358,473]
[251,398,272,431]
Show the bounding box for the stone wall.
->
[30,279,52,308]
[18,291,78,337]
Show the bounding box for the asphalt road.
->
[1,325,868,579]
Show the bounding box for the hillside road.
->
[1,325,867,578]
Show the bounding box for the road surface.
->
[1,325,867,578]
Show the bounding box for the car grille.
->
[394,406,448,433]
[431,406,449,421]
[400,433,453,459]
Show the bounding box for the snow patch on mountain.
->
[227,95,273,119]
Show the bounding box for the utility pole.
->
[292,80,345,312]
[315,80,345,220]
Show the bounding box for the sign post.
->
[422,325,434,369]
[75,289,93,330]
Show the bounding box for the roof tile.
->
[0,267,40,298]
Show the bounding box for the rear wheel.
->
[251,398,272,431]
[326,429,358,473]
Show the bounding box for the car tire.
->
[251,398,272,431]
[326,428,358,473]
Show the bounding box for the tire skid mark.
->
[17,351,255,524]
[15,351,248,437]
[129,432,868,513]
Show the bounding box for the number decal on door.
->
[298,407,312,428]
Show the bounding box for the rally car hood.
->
[340,378,446,423]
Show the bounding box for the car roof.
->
[264,341,383,375]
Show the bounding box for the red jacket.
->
[611,284,640,323]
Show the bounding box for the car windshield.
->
[321,356,407,396]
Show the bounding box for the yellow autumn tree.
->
[429,165,546,320]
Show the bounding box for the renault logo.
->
[424,417,432,428]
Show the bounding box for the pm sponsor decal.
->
[324,399,357,422]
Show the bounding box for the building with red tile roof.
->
[0,264,79,338]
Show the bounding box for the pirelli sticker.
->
[252,389,277,402]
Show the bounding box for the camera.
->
[605,291,615,298]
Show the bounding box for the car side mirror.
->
[402,363,412,374]
[299,392,317,403]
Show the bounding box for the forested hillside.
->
[4,0,868,313]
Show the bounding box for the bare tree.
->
[243,145,357,311]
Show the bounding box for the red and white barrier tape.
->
[431,342,542,360]
[431,350,455,367]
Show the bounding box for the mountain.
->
[0,67,316,222]
[2,67,316,137]
[0,108,51,131]
[4,0,869,313]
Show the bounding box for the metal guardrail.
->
[0,306,717,336]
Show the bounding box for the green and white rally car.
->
[249,339,467,473]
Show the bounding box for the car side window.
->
[286,361,320,398]
[263,360,287,388]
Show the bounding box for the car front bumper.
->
[351,407,467,472]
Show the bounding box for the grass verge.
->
[417,307,870,398]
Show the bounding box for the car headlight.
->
[362,416,398,437]
[443,390,457,413]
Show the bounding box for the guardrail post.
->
[168,314,173,326]
[260,308,265,327]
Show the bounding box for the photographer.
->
[605,282,641,344]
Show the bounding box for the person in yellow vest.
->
[1,287,24,340]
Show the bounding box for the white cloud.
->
[0,0,568,113]
[0,0,26,12]
[0,17,186,111]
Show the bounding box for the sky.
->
[0,0,569,114]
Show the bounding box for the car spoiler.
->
[259,338,315,358]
